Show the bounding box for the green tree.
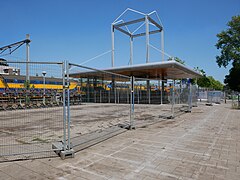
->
[224,63,240,92]
[168,57,185,65]
[193,67,207,87]
[194,67,206,76]
[208,76,224,90]
[31,84,35,89]
[24,80,30,90]
[191,66,224,90]
[215,15,240,92]
[216,15,240,68]
[197,76,211,88]
[174,57,185,65]
[23,80,30,104]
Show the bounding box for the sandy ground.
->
[0,102,175,160]
[0,101,239,179]
[0,103,177,144]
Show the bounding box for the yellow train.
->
[0,74,171,95]
[0,74,78,90]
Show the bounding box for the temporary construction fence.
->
[67,63,134,151]
[231,92,240,109]
[131,79,195,120]
[197,88,224,104]
[0,60,134,161]
[207,91,223,104]
[171,84,198,117]
[0,60,70,161]
[0,60,198,162]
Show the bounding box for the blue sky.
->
[1,0,239,82]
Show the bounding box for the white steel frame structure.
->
[111,8,165,67]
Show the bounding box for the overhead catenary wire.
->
[148,43,172,59]
[79,50,112,65]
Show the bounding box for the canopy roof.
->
[70,61,202,81]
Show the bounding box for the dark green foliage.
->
[167,57,185,65]
[216,15,240,68]
[194,66,223,90]
[197,76,211,88]
[24,80,30,90]
[224,63,240,92]
[194,67,206,76]
[197,76,223,90]
[174,57,185,65]
[215,15,240,92]
[208,76,224,90]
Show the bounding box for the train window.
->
[3,69,9,74]
[5,79,14,83]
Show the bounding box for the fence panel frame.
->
[0,60,73,161]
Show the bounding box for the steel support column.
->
[127,87,129,104]
[137,85,140,104]
[158,80,161,104]
[26,34,30,82]
[130,76,135,129]
[108,89,111,103]
[171,80,175,118]
[161,76,165,105]
[145,16,150,63]
[188,81,192,112]
[147,80,151,104]
[130,36,133,65]
[113,79,116,104]
[111,24,115,67]
[66,61,71,150]
[161,30,164,62]
[87,78,90,102]
[62,61,67,151]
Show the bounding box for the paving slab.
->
[0,102,239,179]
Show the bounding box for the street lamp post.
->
[42,71,46,105]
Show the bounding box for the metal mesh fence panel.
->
[0,61,64,161]
[231,92,240,109]
[191,85,198,107]
[207,91,222,104]
[68,63,132,151]
[132,79,172,126]
[133,79,197,123]
[174,86,190,113]
[198,88,208,101]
